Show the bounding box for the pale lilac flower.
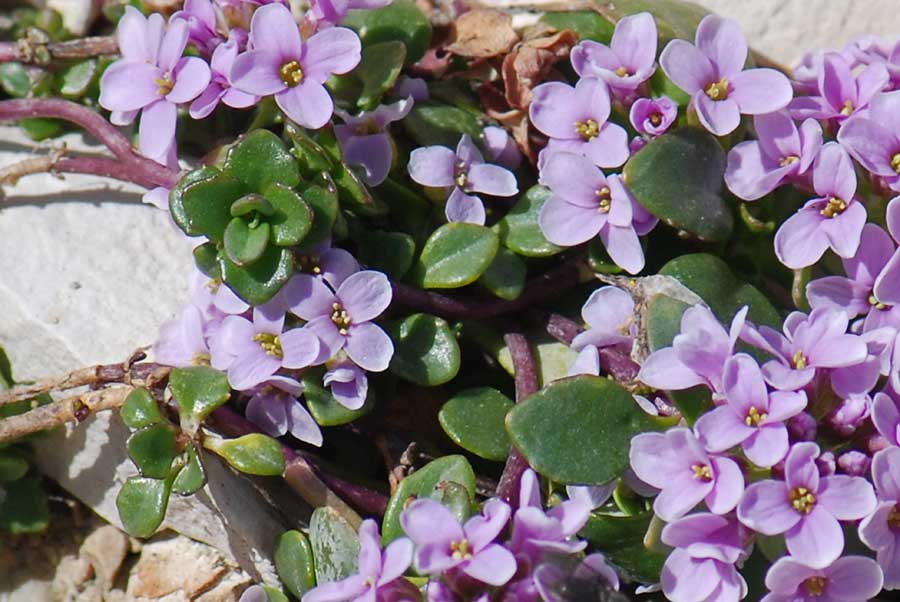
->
[570,12,657,95]
[724,110,822,201]
[529,77,629,169]
[400,498,517,586]
[408,135,518,225]
[537,151,656,274]
[303,519,413,602]
[761,555,883,602]
[323,359,367,410]
[154,305,211,367]
[826,394,872,438]
[308,0,392,29]
[230,3,361,129]
[871,391,900,447]
[191,272,250,318]
[629,427,744,521]
[860,446,900,588]
[837,450,871,476]
[171,0,223,56]
[295,244,361,290]
[482,126,522,171]
[741,307,868,391]
[738,441,876,568]
[335,97,413,186]
[532,554,620,602]
[393,76,429,102]
[789,51,889,122]
[210,307,320,390]
[659,14,793,136]
[639,305,747,395]
[245,376,322,446]
[839,90,900,192]
[660,514,748,602]
[565,482,615,512]
[286,270,394,371]
[99,7,211,164]
[190,30,259,119]
[629,96,677,137]
[695,353,807,467]
[570,286,635,351]
[142,186,170,210]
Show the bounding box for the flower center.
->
[792,350,808,370]
[155,71,174,96]
[892,153,900,174]
[279,60,304,87]
[331,302,352,335]
[744,406,768,426]
[789,486,817,514]
[297,254,322,275]
[804,576,827,597]
[354,119,380,136]
[596,186,611,213]
[820,197,848,218]
[450,539,473,560]
[779,155,799,167]
[192,352,211,366]
[869,293,889,310]
[614,66,631,77]
[889,504,900,530]
[454,159,468,188]
[649,112,662,126]
[575,119,600,141]
[840,99,854,117]
[704,77,729,101]
[253,332,283,358]
[691,463,713,481]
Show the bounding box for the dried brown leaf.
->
[502,28,578,109]
[446,9,519,58]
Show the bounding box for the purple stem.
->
[56,156,179,190]
[495,331,539,506]
[543,312,640,382]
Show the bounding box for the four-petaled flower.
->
[629,96,678,138]
[839,90,900,193]
[761,555,883,602]
[789,51,888,123]
[570,12,657,96]
[244,376,322,446]
[190,30,259,119]
[335,97,413,186]
[859,446,900,589]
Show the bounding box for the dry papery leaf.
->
[446,8,520,58]
[501,25,578,109]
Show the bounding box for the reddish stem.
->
[55,156,178,190]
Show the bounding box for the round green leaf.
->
[225,129,301,191]
[357,41,406,110]
[493,186,562,257]
[342,0,432,65]
[224,217,271,266]
[439,388,513,461]
[172,171,248,241]
[388,313,461,386]
[20,117,63,141]
[382,455,476,543]
[479,247,526,300]
[116,476,171,538]
[169,366,231,434]
[358,230,416,279]
[121,387,164,429]
[403,102,483,148]
[624,127,732,242]
[300,183,339,248]
[579,511,666,583]
[58,58,97,98]
[0,63,30,98]
[414,223,499,289]
[302,369,374,426]
[506,375,660,484]
[539,11,614,42]
[0,477,49,534]
[204,433,285,476]
[309,506,360,584]
[230,193,276,218]
[172,443,206,496]
[192,241,221,280]
[127,424,179,480]
[275,530,317,599]
[0,452,28,482]
[219,244,294,306]
[264,184,313,247]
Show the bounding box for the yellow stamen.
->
[455,159,468,188]
[744,406,768,426]
[155,72,174,96]
[779,155,799,167]
[192,352,211,366]
[253,332,283,358]
[869,294,888,310]
[450,539,473,560]
[691,463,713,481]
[331,302,352,336]
[892,153,900,174]
[614,66,630,77]
[804,576,827,597]
[704,77,729,101]
[596,186,611,213]
[792,350,808,370]
[789,486,817,514]
[820,197,848,218]
[279,60,304,87]
[649,112,662,126]
[840,99,854,117]
[575,119,600,141]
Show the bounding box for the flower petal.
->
[818,474,877,520]
[659,39,714,94]
[737,480,799,535]
[408,145,456,187]
[730,68,793,114]
[338,271,392,323]
[785,506,843,569]
[445,187,486,225]
[344,322,393,372]
[276,81,333,129]
[303,26,362,82]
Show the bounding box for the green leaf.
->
[387,313,461,386]
[439,388,513,461]
[223,217,271,266]
[173,171,247,242]
[342,0,432,65]
[117,476,171,538]
[204,434,285,476]
[493,186,562,257]
[172,443,206,496]
[286,123,336,176]
[403,102,483,148]
[275,530,317,599]
[127,424,179,479]
[358,230,416,279]
[506,375,660,484]
[414,223,499,289]
[303,369,374,426]
[624,127,732,242]
[309,506,360,583]
[20,117,63,141]
[300,183,339,248]
[0,477,49,534]
[579,511,666,583]
[539,11,614,42]
[0,452,29,482]
[497,338,578,388]
[192,242,221,280]
[58,58,97,98]
[0,346,14,390]
[121,387,164,429]
[265,184,314,246]
[230,193,276,218]
[594,0,710,44]
[382,455,476,543]
[357,41,406,110]
[220,244,294,306]
[258,586,290,602]
[480,247,526,300]
[225,129,301,191]
[169,366,231,435]
[0,63,30,97]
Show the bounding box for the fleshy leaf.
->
[116,476,171,538]
[58,58,97,98]
[0,477,49,534]
[0,452,29,482]
[357,41,406,110]
[403,102,483,148]
[341,0,432,66]
[479,246,526,300]
[579,511,666,583]
[127,423,179,480]
[539,11,614,42]
[358,230,416,279]
[493,186,562,257]
[172,443,206,496]
[172,170,247,242]
[387,313,461,386]
[413,223,499,289]
[264,184,313,247]
[223,217,271,267]
[275,530,317,599]
[219,244,294,306]
[225,129,301,192]
[169,366,231,435]
[299,183,339,248]
[309,506,361,584]
[121,387,164,429]
[439,387,513,461]
[204,433,285,476]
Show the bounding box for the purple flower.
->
[393,75,429,103]
[789,51,888,123]
[761,555,883,602]
[639,304,747,395]
[872,391,900,447]
[659,14,793,136]
[408,135,518,225]
[629,96,677,137]
[839,90,900,192]
[837,450,871,476]
[142,186,170,210]
[741,307,868,391]
[660,514,748,602]
[629,427,744,521]
[400,498,517,587]
[335,97,413,186]
[695,353,807,467]
[737,441,876,568]
[323,359,367,410]
[286,270,394,371]
[724,110,822,201]
[529,77,629,169]
[154,305,211,367]
[570,12,657,95]
[307,0,392,29]
[303,519,414,602]
[482,126,522,171]
[190,30,259,119]
[295,244,361,290]
[230,3,361,129]
[860,447,900,588]
[537,151,656,274]
[826,394,873,438]
[774,142,866,269]
[210,307,320,390]
[171,0,222,56]
[245,376,322,446]
[571,286,635,351]
[99,7,211,164]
